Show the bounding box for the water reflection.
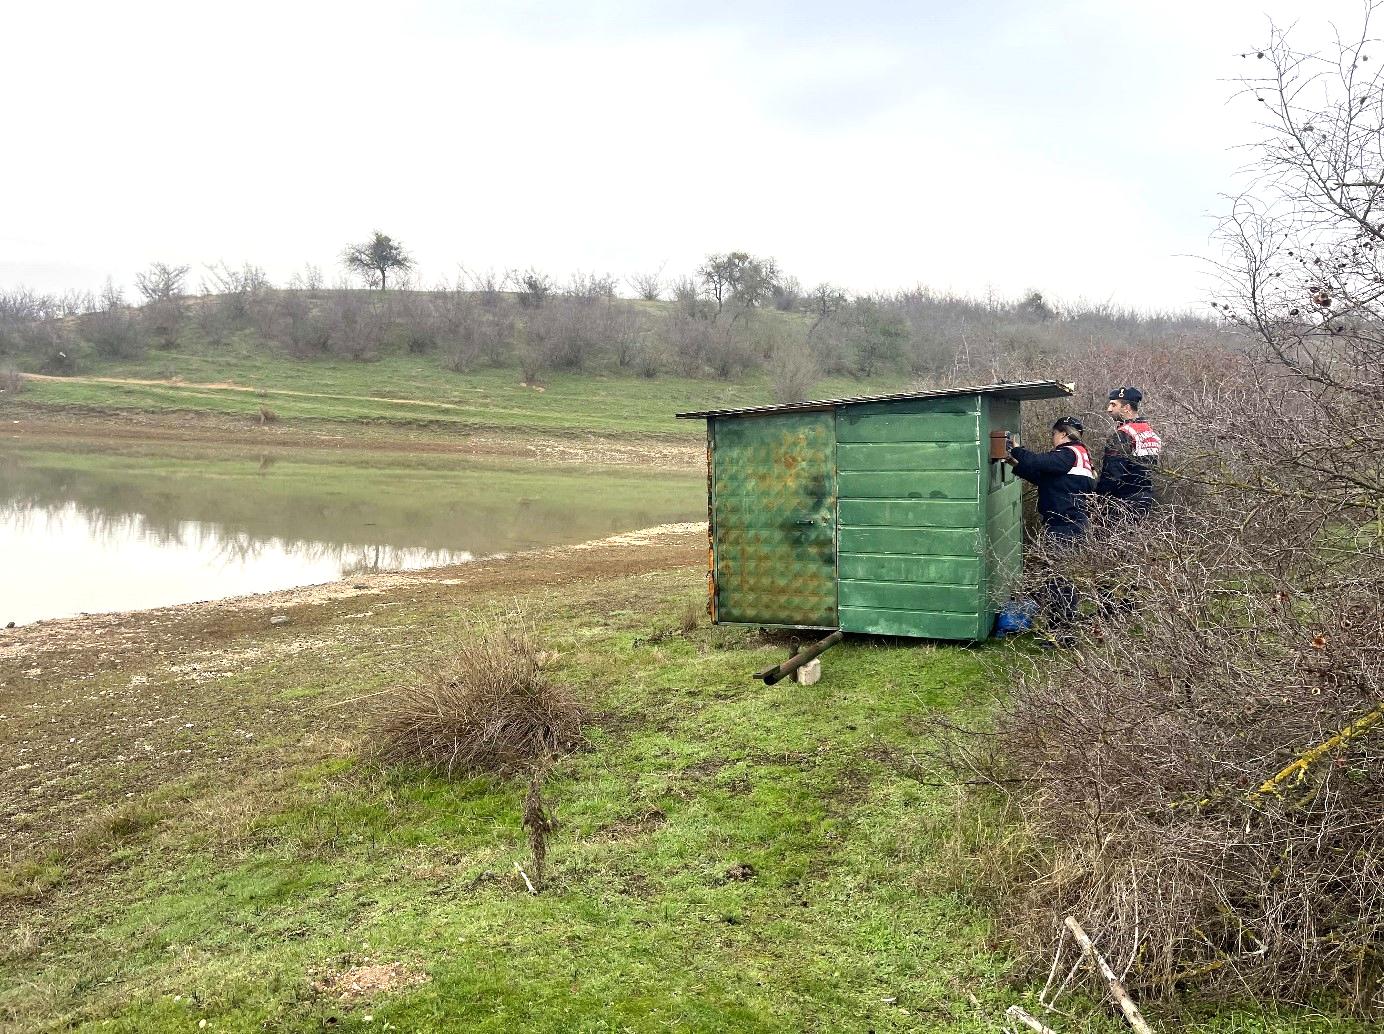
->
[0,441,700,625]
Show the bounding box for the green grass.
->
[9,344,911,438]
[0,568,1364,1032]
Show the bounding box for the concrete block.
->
[794,658,822,686]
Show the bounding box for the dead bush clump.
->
[938,502,1384,1016]
[373,624,583,777]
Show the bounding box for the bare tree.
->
[134,262,190,303]
[771,275,802,312]
[697,251,781,314]
[342,231,414,290]
[627,265,665,301]
[1211,4,1384,513]
[807,282,847,338]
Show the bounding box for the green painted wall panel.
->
[711,411,837,627]
[839,580,980,613]
[835,396,988,640]
[832,441,978,468]
[837,399,980,441]
[837,468,979,498]
[839,498,980,528]
[839,607,982,639]
[839,525,982,556]
[837,553,981,585]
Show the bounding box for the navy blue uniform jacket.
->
[1009,442,1094,539]
[1095,419,1162,516]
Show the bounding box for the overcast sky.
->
[0,0,1364,309]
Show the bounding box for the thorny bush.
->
[937,339,1384,1016]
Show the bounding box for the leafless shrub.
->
[445,303,515,373]
[670,275,708,319]
[1,366,24,394]
[628,267,664,301]
[274,290,331,358]
[630,337,665,378]
[565,271,617,304]
[134,262,190,303]
[705,319,756,380]
[140,299,183,350]
[938,494,1384,1015]
[286,263,324,294]
[510,268,554,309]
[201,261,271,323]
[321,291,386,360]
[772,274,802,312]
[661,313,715,377]
[928,309,1381,1016]
[0,286,58,324]
[84,279,142,360]
[372,621,584,777]
[467,267,505,307]
[767,329,819,403]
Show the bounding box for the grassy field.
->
[0,533,1361,1033]
[5,346,910,439]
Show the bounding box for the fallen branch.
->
[1064,917,1153,1034]
[1253,701,1384,796]
[513,861,537,895]
[1006,1004,1059,1034]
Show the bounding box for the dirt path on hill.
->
[20,371,537,409]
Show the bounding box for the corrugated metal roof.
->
[675,379,1073,420]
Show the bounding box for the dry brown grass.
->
[372,621,584,778]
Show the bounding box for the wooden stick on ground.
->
[513,861,537,895]
[1005,1004,1059,1034]
[1064,917,1153,1034]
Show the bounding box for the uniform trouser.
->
[1040,575,1078,628]
[1038,531,1084,630]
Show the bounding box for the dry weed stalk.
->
[522,763,557,889]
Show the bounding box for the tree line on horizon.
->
[0,232,1225,399]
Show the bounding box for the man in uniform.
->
[1095,386,1162,518]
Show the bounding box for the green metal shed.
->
[676,380,1073,641]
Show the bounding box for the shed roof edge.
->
[674,380,1074,419]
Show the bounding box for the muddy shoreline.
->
[0,522,707,661]
[2,405,703,469]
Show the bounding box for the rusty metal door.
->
[711,411,837,628]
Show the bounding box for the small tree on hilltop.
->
[134,262,190,302]
[698,251,781,314]
[342,231,414,290]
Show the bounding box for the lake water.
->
[0,440,702,626]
